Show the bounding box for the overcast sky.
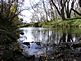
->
[19,0,40,23]
[19,0,31,23]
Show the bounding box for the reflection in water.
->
[19,27,81,61]
[60,33,73,43]
[60,33,66,42]
[67,33,73,42]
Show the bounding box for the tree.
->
[49,0,55,20]
[42,0,48,21]
[29,0,50,22]
[29,0,81,22]
[0,0,27,61]
[50,0,66,20]
[79,0,81,7]
[65,0,74,18]
[71,0,81,16]
[29,0,43,22]
[50,0,77,20]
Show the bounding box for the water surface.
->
[18,27,81,61]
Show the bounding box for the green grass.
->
[24,18,81,28]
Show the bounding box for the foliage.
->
[0,0,27,61]
[28,18,81,28]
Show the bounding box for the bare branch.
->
[9,8,30,21]
[51,0,61,16]
[72,8,81,16]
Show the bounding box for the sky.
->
[19,0,31,23]
[19,0,39,23]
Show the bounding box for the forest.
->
[24,0,81,28]
[0,0,81,61]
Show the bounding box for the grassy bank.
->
[26,18,81,28]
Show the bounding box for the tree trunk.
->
[66,1,71,18]
[42,0,48,21]
[49,0,55,20]
[60,0,66,20]
[79,0,81,7]
[61,8,66,20]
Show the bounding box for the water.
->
[18,27,81,61]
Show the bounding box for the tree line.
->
[28,0,81,22]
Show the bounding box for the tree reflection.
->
[31,28,41,42]
[60,32,73,43]
[21,28,81,61]
[60,33,66,42]
[67,33,73,42]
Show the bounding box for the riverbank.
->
[24,18,81,28]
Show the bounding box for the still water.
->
[18,27,81,61]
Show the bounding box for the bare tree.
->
[49,0,55,20]
[50,0,77,20]
[42,0,48,21]
[50,0,67,20]
[29,0,81,22]
[29,0,50,22]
